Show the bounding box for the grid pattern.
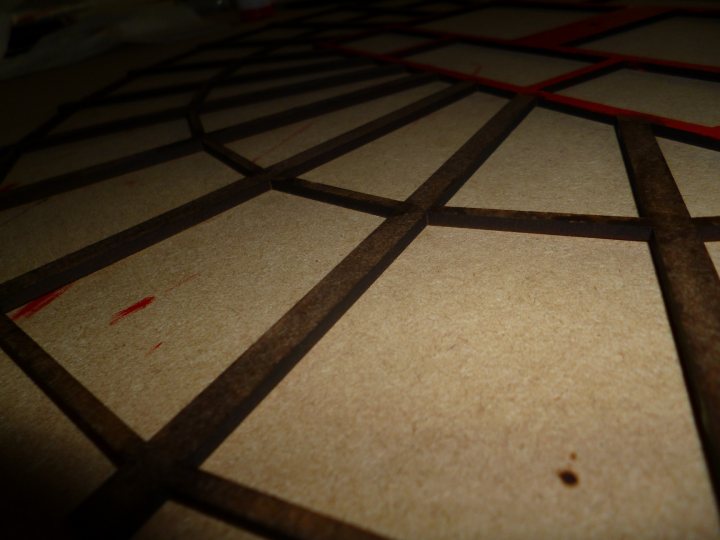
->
[1,0,719,538]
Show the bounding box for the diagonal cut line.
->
[0,138,202,212]
[0,315,144,464]
[94,58,369,106]
[211,72,437,144]
[69,94,536,539]
[0,74,431,212]
[168,468,391,540]
[429,206,651,241]
[0,83,471,313]
[273,176,402,217]
[617,118,720,507]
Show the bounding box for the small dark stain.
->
[558,470,579,487]
[570,452,577,461]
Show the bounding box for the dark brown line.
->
[429,206,652,241]
[32,107,190,150]
[71,210,426,539]
[29,65,403,151]
[405,94,536,209]
[201,137,264,176]
[0,178,268,313]
[70,90,536,539]
[258,81,473,179]
[616,118,720,507]
[0,315,144,464]
[0,138,202,212]
[145,50,337,74]
[212,73,435,145]
[694,217,720,242]
[169,468,391,540]
[95,59,369,106]
[273,177,402,217]
[0,82,462,310]
[201,64,404,114]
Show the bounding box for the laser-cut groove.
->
[69,93,535,539]
[617,118,720,506]
[0,315,144,464]
[273,176,403,217]
[429,206,652,241]
[2,2,720,537]
[169,468,391,540]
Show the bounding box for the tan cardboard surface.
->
[11,192,380,438]
[227,81,448,167]
[54,92,195,132]
[346,33,431,54]
[0,152,240,282]
[205,227,718,540]
[420,7,594,39]
[208,65,367,100]
[304,91,507,200]
[202,73,404,131]
[7,119,191,186]
[659,138,720,217]
[117,68,223,94]
[0,353,114,526]
[450,107,637,216]
[410,44,589,86]
[135,502,261,540]
[583,16,720,67]
[559,69,720,126]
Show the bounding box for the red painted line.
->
[10,285,73,321]
[146,342,164,355]
[539,92,720,139]
[527,57,622,91]
[164,273,200,294]
[110,295,156,325]
[515,7,674,47]
[328,42,720,144]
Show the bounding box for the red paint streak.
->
[164,273,200,294]
[146,342,164,355]
[110,296,155,325]
[11,285,72,321]
[251,120,315,164]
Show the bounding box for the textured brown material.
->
[429,206,651,240]
[69,93,535,539]
[617,117,720,499]
[169,468,388,540]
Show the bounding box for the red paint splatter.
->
[251,120,315,164]
[164,273,200,294]
[146,342,164,355]
[110,296,155,325]
[11,285,72,321]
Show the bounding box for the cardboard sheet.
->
[205,227,718,540]
[559,69,720,126]
[410,44,589,86]
[0,152,240,281]
[420,7,594,39]
[450,107,638,216]
[10,192,380,438]
[304,91,506,200]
